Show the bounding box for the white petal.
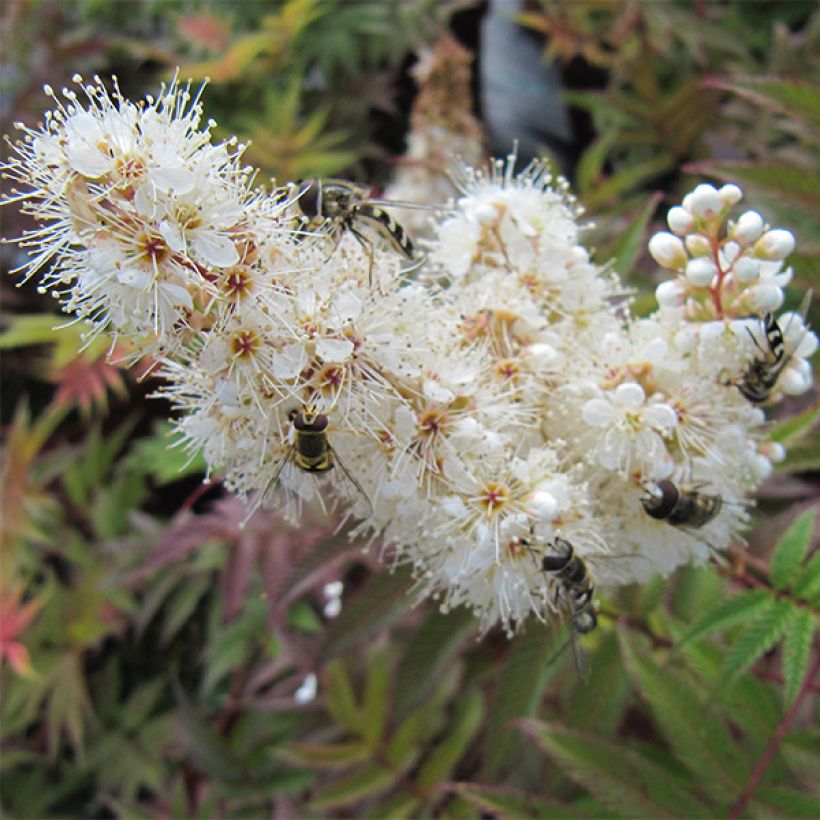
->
[160,282,194,310]
[150,165,196,194]
[192,231,240,267]
[315,337,354,363]
[272,343,308,379]
[159,220,185,253]
[334,290,363,323]
[117,267,150,288]
[614,382,645,410]
[423,379,455,403]
[643,403,678,431]
[582,398,617,426]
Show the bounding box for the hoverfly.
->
[295,178,431,286]
[263,403,372,519]
[737,290,812,404]
[641,479,722,529]
[540,537,597,635]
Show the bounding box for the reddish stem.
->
[727,653,820,819]
[709,234,726,319]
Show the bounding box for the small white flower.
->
[582,382,678,477]
[294,673,318,704]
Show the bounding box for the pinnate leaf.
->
[307,761,394,811]
[452,782,585,818]
[518,719,710,818]
[793,551,820,604]
[317,568,414,663]
[620,630,745,801]
[322,659,360,733]
[676,588,773,648]
[279,741,370,769]
[718,598,798,689]
[705,76,820,131]
[416,688,483,791]
[483,625,563,779]
[770,509,816,590]
[781,608,816,709]
[393,606,474,720]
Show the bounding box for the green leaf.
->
[316,568,414,663]
[377,791,422,819]
[719,598,798,689]
[706,76,820,131]
[124,421,207,485]
[452,782,586,819]
[416,688,483,791]
[777,436,820,474]
[620,630,745,801]
[307,762,394,811]
[393,606,474,720]
[768,399,820,447]
[279,741,370,769]
[567,631,631,736]
[770,509,816,591]
[782,608,815,709]
[160,576,210,646]
[483,624,564,779]
[793,551,820,603]
[361,650,391,747]
[519,720,710,818]
[751,785,820,819]
[322,659,361,733]
[598,192,663,277]
[670,564,727,623]
[676,589,774,649]
[782,729,820,778]
[687,160,820,214]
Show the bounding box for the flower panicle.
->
[2,78,815,636]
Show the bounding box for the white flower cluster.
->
[3,78,815,636]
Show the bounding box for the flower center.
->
[479,482,509,514]
[419,409,448,438]
[230,329,259,359]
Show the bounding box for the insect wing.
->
[328,445,374,520]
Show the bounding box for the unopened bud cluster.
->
[3,78,815,635]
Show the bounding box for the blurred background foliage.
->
[1,1,818,817]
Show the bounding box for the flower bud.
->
[685,234,711,257]
[750,453,773,481]
[760,441,786,463]
[656,280,686,307]
[722,241,741,264]
[685,257,718,286]
[746,284,784,313]
[683,184,722,220]
[781,360,812,395]
[733,256,759,283]
[733,210,764,244]
[719,184,743,206]
[667,206,694,235]
[648,232,687,269]
[528,490,559,521]
[754,229,796,261]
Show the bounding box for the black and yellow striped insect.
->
[641,479,722,529]
[540,537,597,636]
[295,178,422,286]
[737,290,812,404]
[265,403,372,517]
